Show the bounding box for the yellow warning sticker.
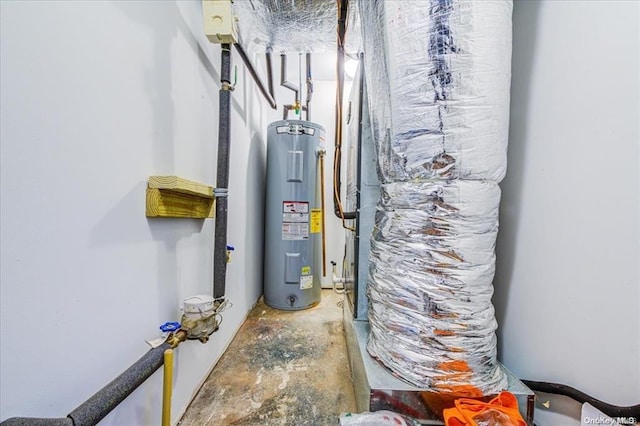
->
[310,209,322,233]
[301,266,311,276]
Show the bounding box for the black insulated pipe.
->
[213,43,233,301]
[522,380,640,419]
[67,342,173,426]
[280,54,299,103]
[234,42,276,110]
[1,418,73,426]
[306,52,313,121]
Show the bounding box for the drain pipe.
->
[213,43,233,301]
[1,332,188,426]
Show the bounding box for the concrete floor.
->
[178,290,357,426]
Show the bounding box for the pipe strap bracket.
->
[214,188,229,198]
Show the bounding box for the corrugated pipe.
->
[1,342,174,426]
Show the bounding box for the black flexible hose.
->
[523,380,640,419]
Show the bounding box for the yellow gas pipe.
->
[161,329,187,425]
[162,348,174,426]
[161,329,186,426]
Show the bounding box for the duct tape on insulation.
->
[367,181,508,394]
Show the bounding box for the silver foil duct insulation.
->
[368,181,507,394]
[361,0,512,395]
[361,0,512,183]
[232,0,360,53]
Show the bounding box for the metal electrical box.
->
[264,120,325,310]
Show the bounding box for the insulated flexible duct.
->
[361,0,512,395]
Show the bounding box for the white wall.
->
[494,1,640,424]
[0,1,267,424]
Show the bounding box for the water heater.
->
[264,120,325,310]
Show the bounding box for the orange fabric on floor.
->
[443,391,526,426]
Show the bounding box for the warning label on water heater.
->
[282,201,309,240]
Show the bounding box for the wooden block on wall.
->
[146,176,215,219]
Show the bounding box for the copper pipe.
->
[320,151,327,277]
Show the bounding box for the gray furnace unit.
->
[264,120,325,310]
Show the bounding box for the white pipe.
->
[331,261,345,294]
